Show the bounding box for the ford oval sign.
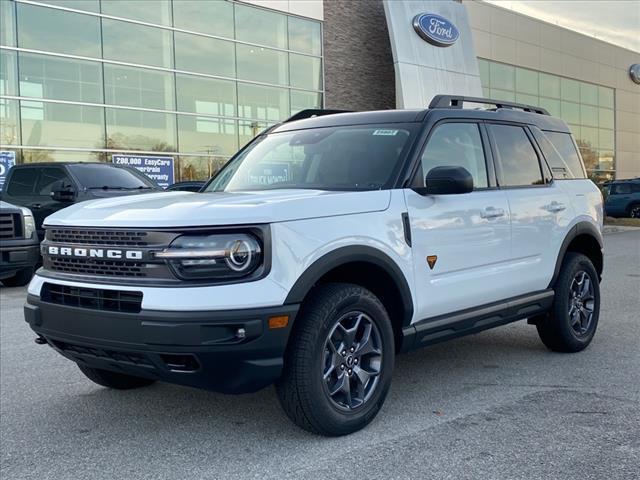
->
[413,13,459,47]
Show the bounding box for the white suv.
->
[25,96,604,436]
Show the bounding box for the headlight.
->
[23,215,36,239]
[155,233,263,280]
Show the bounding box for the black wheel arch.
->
[549,221,604,288]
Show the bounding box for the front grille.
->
[0,213,20,239]
[48,228,148,246]
[50,257,146,277]
[41,282,143,313]
[50,340,155,368]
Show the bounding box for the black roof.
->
[11,162,125,168]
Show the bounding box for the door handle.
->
[543,201,566,213]
[480,206,505,219]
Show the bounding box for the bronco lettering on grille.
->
[47,246,143,260]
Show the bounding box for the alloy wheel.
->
[568,271,595,335]
[630,206,640,219]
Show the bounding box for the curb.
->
[603,225,640,234]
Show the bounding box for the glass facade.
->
[478,59,615,182]
[0,0,323,181]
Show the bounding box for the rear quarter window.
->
[540,131,586,179]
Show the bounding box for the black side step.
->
[400,290,554,352]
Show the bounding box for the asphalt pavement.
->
[1,230,639,480]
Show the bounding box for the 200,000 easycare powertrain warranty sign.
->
[112,155,175,189]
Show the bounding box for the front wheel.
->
[276,283,395,436]
[537,253,600,352]
[2,267,34,287]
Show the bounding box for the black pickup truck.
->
[0,162,161,240]
[0,201,39,286]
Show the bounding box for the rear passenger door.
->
[488,124,573,294]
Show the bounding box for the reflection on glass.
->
[173,0,234,38]
[236,44,288,85]
[580,83,598,106]
[177,115,238,156]
[599,129,614,150]
[516,93,538,106]
[39,0,100,12]
[538,97,560,117]
[106,108,176,151]
[561,101,580,124]
[104,64,174,110]
[238,121,269,148]
[102,19,173,68]
[101,0,172,25]
[598,86,614,108]
[515,68,538,95]
[598,108,614,129]
[17,3,101,57]
[0,51,18,96]
[235,3,287,49]
[580,126,598,149]
[176,74,236,117]
[580,104,598,127]
[177,155,228,182]
[539,73,560,99]
[20,102,104,148]
[490,88,515,102]
[289,54,322,90]
[560,78,580,102]
[597,150,614,171]
[19,53,103,103]
[174,32,235,77]
[0,99,20,145]
[238,83,289,122]
[0,0,16,46]
[489,62,514,91]
[290,90,322,115]
[288,16,322,55]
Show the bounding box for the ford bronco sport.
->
[24,96,604,436]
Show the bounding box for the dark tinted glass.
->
[491,125,544,186]
[7,168,38,196]
[35,167,70,196]
[69,165,156,189]
[543,131,586,179]
[610,183,632,195]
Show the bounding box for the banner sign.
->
[0,151,16,191]
[112,154,174,189]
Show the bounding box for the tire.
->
[2,267,34,287]
[536,253,600,353]
[628,203,640,219]
[78,364,156,390]
[276,283,395,436]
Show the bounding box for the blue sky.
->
[484,0,640,52]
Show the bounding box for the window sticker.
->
[372,129,399,136]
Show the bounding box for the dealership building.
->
[0,0,638,184]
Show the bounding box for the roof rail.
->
[284,109,352,123]
[429,95,550,115]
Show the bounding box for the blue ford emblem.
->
[412,13,459,47]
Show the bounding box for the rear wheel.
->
[2,267,34,287]
[78,365,156,390]
[628,203,640,219]
[276,283,395,436]
[537,253,600,352]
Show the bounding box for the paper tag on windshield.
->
[372,129,399,136]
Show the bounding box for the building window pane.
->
[580,126,598,150]
[237,84,289,122]
[175,74,236,117]
[173,0,234,38]
[599,129,614,150]
[1,0,16,46]
[106,108,176,151]
[18,53,103,103]
[174,32,235,77]
[560,78,580,102]
[580,82,598,106]
[0,50,18,96]
[515,93,538,106]
[239,120,269,147]
[539,73,560,99]
[515,67,538,95]
[177,115,238,156]
[177,155,228,182]
[0,99,20,145]
[236,44,288,85]
[235,3,287,49]
[538,97,560,117]
[289,54,322,90]
[20,102,104,148]
[291,90,322,115]
[101,0,172,25]
[598,86,614,108]
[102,19,173,68]
[39,0,100,12]
[478,58,489,87]
[17,3,101,57]
[580,104,598,127]
[288,16,321,55]
[597,151,614,172]
[104,64,175,110]
[489,62,514,91]
[561,101,580,124]
[490,88,515,102]
[599,108,614,129]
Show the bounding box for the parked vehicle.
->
[0,162,161,240]
[0,201,39,286]
[603,178,640,218]
[166,181,205,192]
[24,96,604,436]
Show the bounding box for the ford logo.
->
[413,13,459,47]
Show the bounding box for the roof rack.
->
[284,109,352,123]
[429,95,550,115]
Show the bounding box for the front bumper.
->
[0,242,40,279]
[24,295,299,394]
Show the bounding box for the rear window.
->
[541,131,586,179]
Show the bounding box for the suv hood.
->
[44,189,392,228]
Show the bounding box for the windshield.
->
[204,124,416,192]
[69,164,158,189]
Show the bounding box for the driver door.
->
[404,121,512,320]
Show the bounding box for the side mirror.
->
[50,180,76,202]
[413,166,474,195]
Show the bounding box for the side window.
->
[490,124,544,187]
[419,123,488,189]
[34,167,71,196]
[6,168,38,196]
[610,183,632,195]
[542,131,586,179]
